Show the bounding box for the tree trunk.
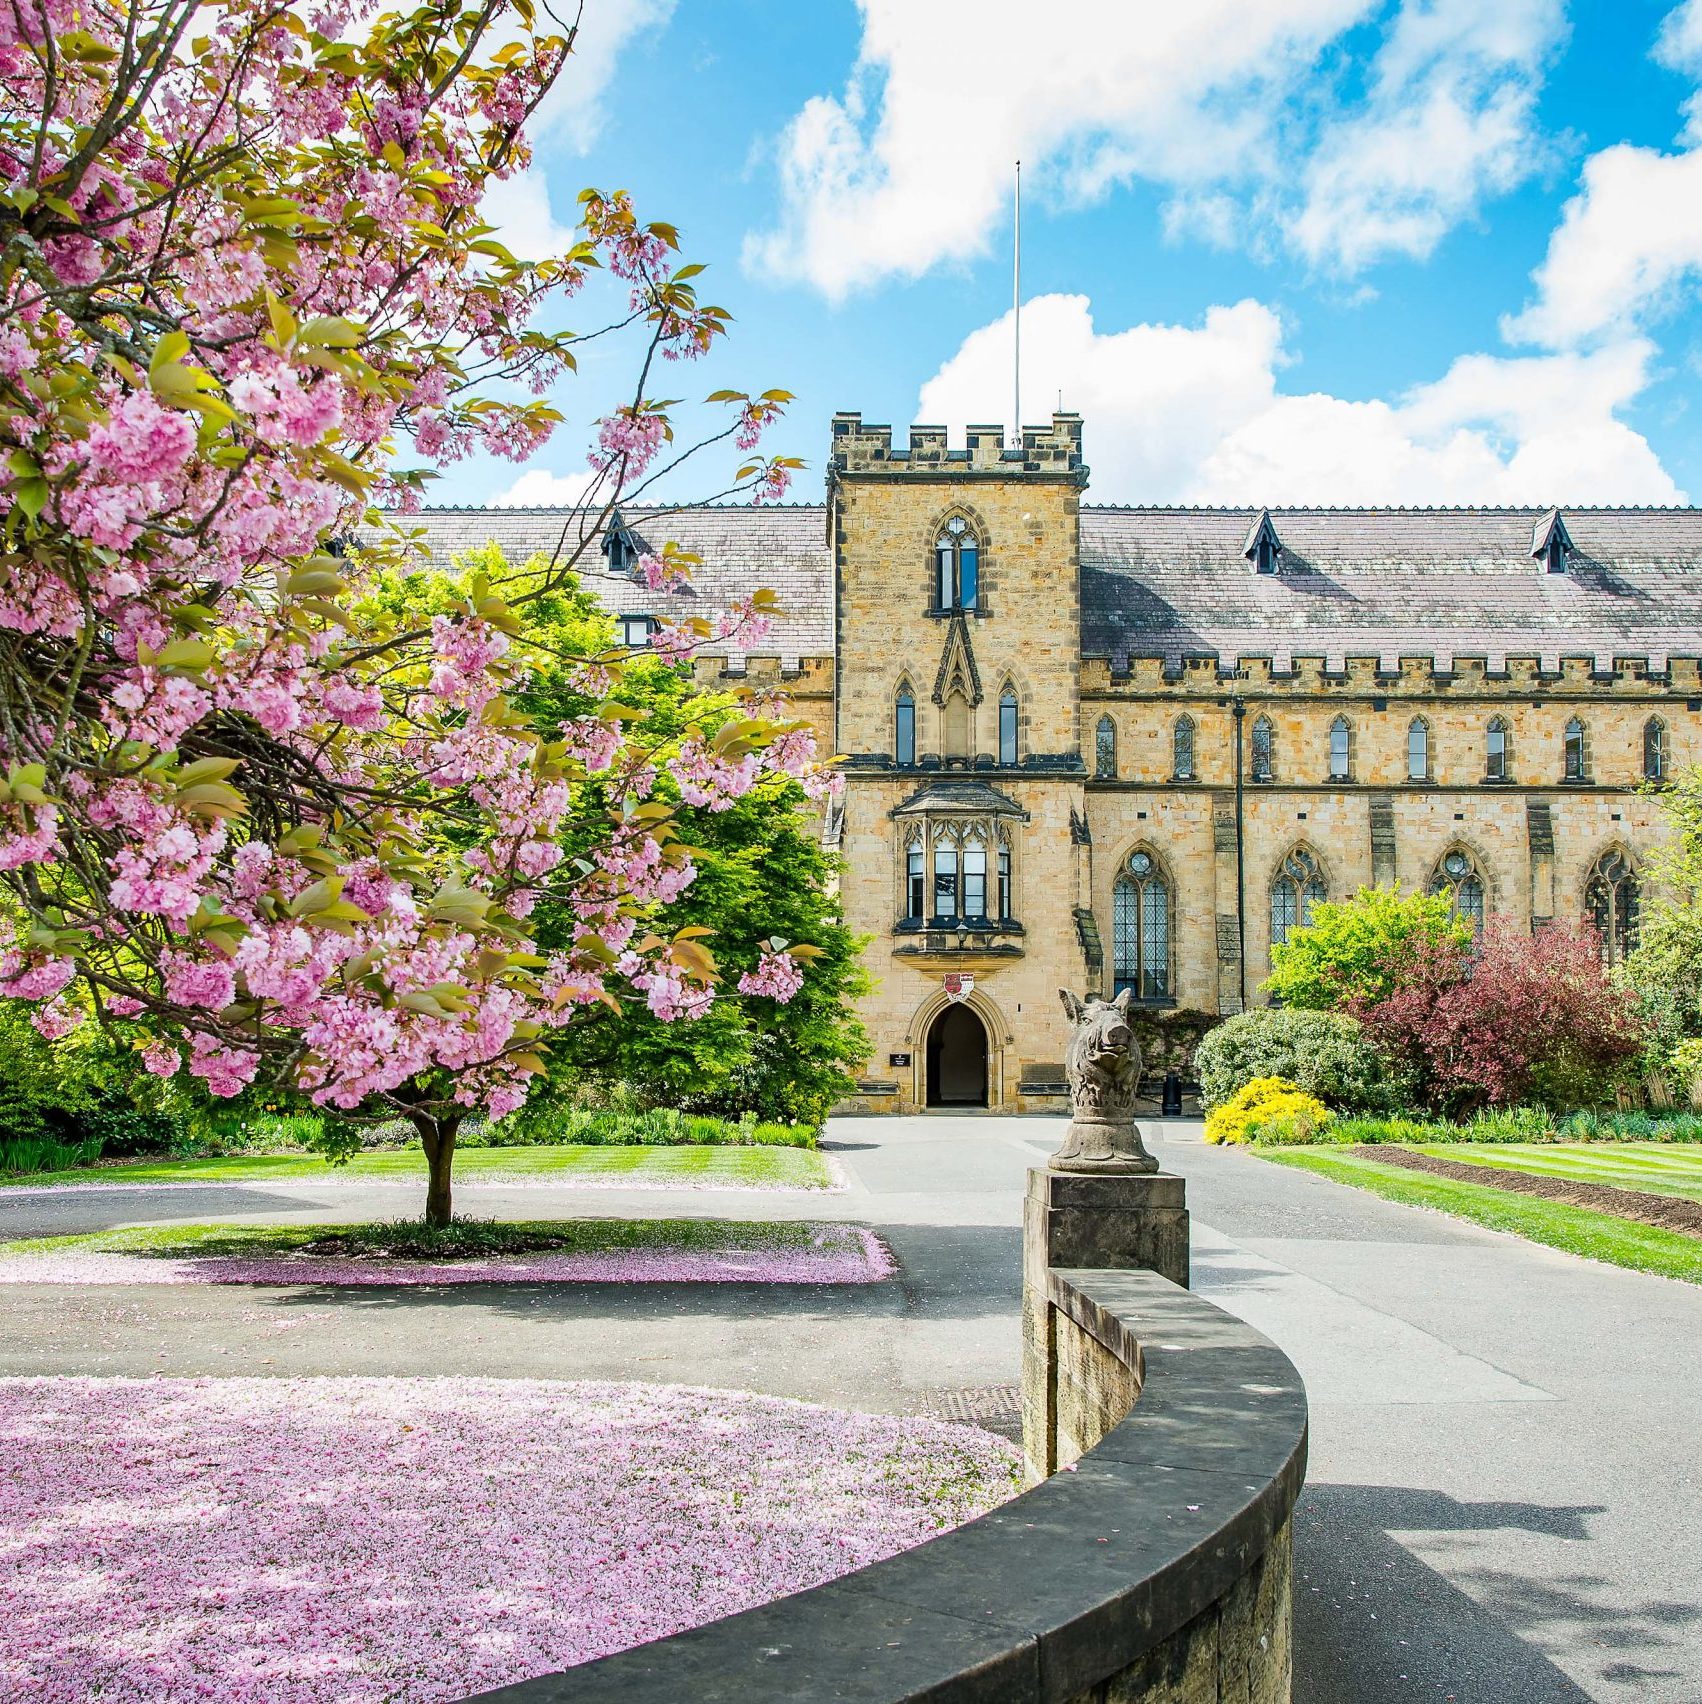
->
[411,1110,464,1228]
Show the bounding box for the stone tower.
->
[829,413,1097,1112]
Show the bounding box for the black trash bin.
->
[1161,1069,1183,1118]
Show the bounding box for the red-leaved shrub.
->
[1350,924,1643,1115]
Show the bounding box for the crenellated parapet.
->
[829,411,1088,485]
[1079,650,1702,698]
[687,654,834,692]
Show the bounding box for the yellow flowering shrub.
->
[1202,1076,1334,1146]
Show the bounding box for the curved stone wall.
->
[464,1266,1308,1704]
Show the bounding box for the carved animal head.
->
[1059,987,1140,1082]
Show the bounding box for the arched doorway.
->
[927,1004,988,1108]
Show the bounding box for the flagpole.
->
[1012,159,1022,449]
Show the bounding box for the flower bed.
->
[0,1376,1020,1703]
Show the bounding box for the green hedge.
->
[1193,1007,1403,1113]
[466,1104,816,1149]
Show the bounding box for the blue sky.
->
[440,0,1702,511]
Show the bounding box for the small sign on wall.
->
[890,1052,912,1068]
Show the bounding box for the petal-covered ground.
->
[0,1377,1021,1702]
[0,1225,894,1287]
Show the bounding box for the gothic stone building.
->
[415,411,1702,1113]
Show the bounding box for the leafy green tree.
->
[1623,769,1702,1071]
[1265,885,1472,1011]
[362,546,866,1129]
[512,581,868,1127]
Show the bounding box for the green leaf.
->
[298,316,363,349]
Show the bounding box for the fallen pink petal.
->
[0,1376,1021,1702]
[0,1228,895,1287]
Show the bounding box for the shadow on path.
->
[1295,1485,1701,1703]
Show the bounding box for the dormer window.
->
[1244,509,1281,576]
[934,515,980,611]
[603,509,641,576]
[619,613,655,648]
[1531,508,1574,575]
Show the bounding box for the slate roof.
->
[392,504,832,667]
[396,502,1702,673]
[1079,506,1702,674]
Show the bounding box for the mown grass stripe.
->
[1417,1145,1702,1200]
[1261,1149,1702,1284]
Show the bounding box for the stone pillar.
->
[1021,1166,1190,1481]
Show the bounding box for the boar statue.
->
[1051,987,1156,1173]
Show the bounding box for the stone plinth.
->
[1022,1166,1190,1481]
[1025,1167,1189,1285]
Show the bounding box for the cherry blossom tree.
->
[0,0,823,1222]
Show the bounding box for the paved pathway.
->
[5,1116,1701,1701]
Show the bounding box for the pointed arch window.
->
[1095,716,1117,778]
[1564,717,1588,782]
[1429,847,1486,933]
[1407,717,1431,782]
[934,515,980,611]
[1329,715,1352,782]
[1172,715,1196,781]
[960,826,988,920]
[998,686,1019,766]
[1270,848,1326,949]
[1586,849,1639,966]
[1113,849,1171,1001]
[1250,714,1275,782]
[1486,716,1510,782]
[1645,716,1669,782]
[895,684,916,766]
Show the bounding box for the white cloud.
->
[1502,0,1702,348]
[476,1,674,260]
[1503,143,1702,348]
[523,0,675,148]
[1656,0,1702,75]
[480,167,578,262]
[917,293,1683,505]
[748,0,1561,298]
[490,467,599,507]
[1294,0,1563,269]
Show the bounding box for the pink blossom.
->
[0,954,73,1001]
[161,951,237,1011]
[738,949,805,1003]
[0,803,58,870]
[141,1042,180,1077]
[186,1032,261,1097]
[28,997,81,1040]
[84,389,195,483]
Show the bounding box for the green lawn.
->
[1414,1142,1702,1202]
[0,1143,833,1192]
[0,1217,839,1261]
[1261,1148,1702,1284]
